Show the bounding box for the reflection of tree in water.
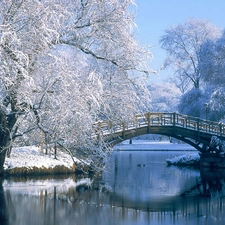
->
[0,176,93,225]
[201,168,225,197]
[179,168,225,197]
[2,175,225,225]
[202,178,223,197]
[0,180,9,225]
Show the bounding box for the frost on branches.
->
[160,19,225,121]
[0,0,152,173]
[160,18,221,92]
[208,136,225,154]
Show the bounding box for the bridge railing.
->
[146,112,225,137]
[93,112,225,138]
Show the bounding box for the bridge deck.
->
[93,112,225,151]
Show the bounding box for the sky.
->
[134,0,225,83]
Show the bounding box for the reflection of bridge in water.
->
[2,171,225,224]
[106,167,225,212]
[95,112,225,152]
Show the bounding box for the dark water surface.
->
[1,150,225,225]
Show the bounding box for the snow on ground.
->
[114,140,197,151]
[3,141,199,175]
[3,146,80,174]
[166,153,200,166]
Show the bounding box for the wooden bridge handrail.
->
[93,112,225,138]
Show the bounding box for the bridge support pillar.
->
[200,153,225,168]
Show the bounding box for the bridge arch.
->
[96,112,225,153]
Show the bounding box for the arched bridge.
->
[94,112,225,152]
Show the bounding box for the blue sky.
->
[134,0,225,83]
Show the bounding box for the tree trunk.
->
[0,149,7,175]
[0,109,12,175]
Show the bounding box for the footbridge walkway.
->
[94,112,225,153]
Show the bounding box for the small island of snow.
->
[166,153,200,167]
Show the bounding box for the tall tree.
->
[0,0,152,173]
[198,31,225,121]
[160,18,221,91]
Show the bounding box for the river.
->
[1,144,225,225]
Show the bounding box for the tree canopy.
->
[0,0,152,172]
[148,82,181,112]
[160,18,221,91]
[160,18,225,121]
[197,31,225,121]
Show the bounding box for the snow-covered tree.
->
[199,33,225,85]
[198,32,225,121]
[178,88,205,118]
[148,82,181,112]
[160,18,221,91]
[0,0,152,173]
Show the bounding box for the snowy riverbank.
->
[3,146,80,175]
[114,140,197,151]
[3,141,199,176]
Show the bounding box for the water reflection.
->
[103,151,201,200]
[1,151,225,225]
[0,180,8,225]
[1,175,93,225]
[201,167,225,197]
